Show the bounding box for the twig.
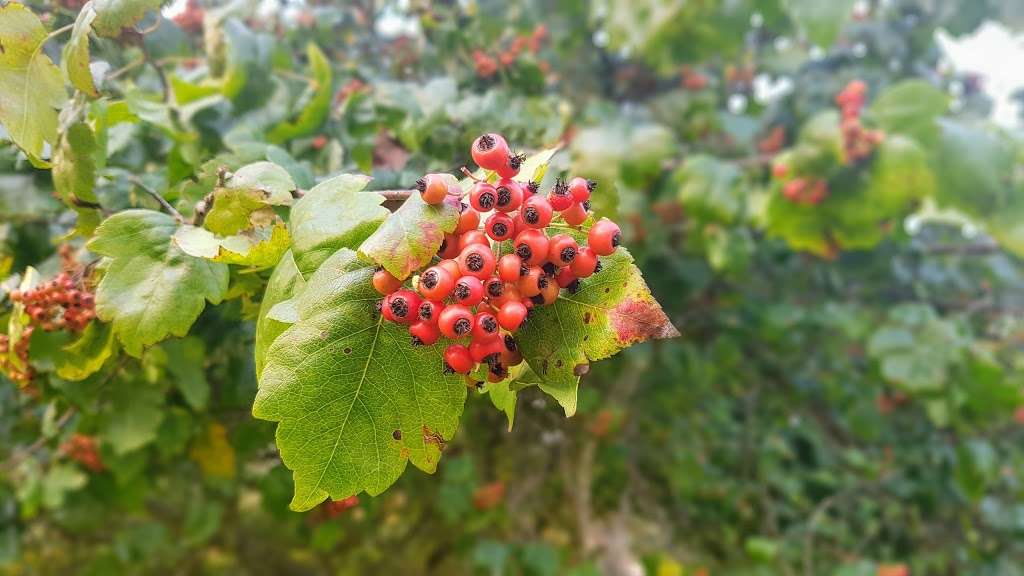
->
[45,22,75,42]
[129,176,183,222]
[106,56,147,81]
[1,407,77,473]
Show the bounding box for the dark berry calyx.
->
[560,246,577,263]
[418,302,434,320]
[466,252,485,272]
[390,297,410,318]
[553,178,570,197]
[586,179,597,192]
[504,334,518,351]
[477,134,495,151]
[541,262,556,275]
[611,232,621,247]
[537,276,549,290]
[454,283,471,300]
[481,316,498,333]
[530,294,545,306]
[415,178,427,192]
[453,318,472,335]
[515,244,532,261]
[411,336,424,346]
[508,153,526,170]
[523,206,540,224]
[491,222,508,237]
[526,181,540,194]
[420,270,439,289]
[496,186,513,207]
[478,191,495,209]
[487,282,503,298]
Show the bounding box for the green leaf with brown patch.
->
[357,192,460,280]
[91,0,164,38]
[253,248,466,511]
[516,246,678,416]
[204,161,295,236]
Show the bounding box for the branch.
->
[129,176,183,222]
[1,407,76,473]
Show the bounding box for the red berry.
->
[469,182,497,212]
[485,213,514,241]
[410,321,440,346]
[438,233,461,258]
[384,290,420,325]
[537,276,560,305]
[489,283,521,308]
[497,254,522,283]
[453,276,485,306]
[456,205,481,234]
[438,305,474,339]
[418,266,454,301]
[372,269,403,295]
[547,234,578,266]
[588,218,621,256]
[497,301,528,331]
[518,266,547,298]
[500,334,523,366]
[569,246,598,278]
[437,259,462,280]
[484,277,505,300]
[471,133,510,171]
[513,229,549,266]
[472,312,501,341]
[417,300,443,324]
[495,152,525,179]
[493,179,523,212]
[444,344,474,374]
[417,173,449,205]
[548,179,573,211]
[458,244,496,279]
[555,267,577,288]
[458,230,489,251]
[469,338,504,363]
[568,177,594,203]
[561,201,588,226]
[521,195,553,229]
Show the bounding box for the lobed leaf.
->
[87,210,229,357]
[0,3,67,164]
[516,245,679,416]
[358,192,460,280]
[254,248,466,511]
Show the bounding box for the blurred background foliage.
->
[2,0,1024,574]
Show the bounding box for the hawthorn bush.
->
[1,0,1024,574]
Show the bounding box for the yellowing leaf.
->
[0,3,67,163]
[358,192,460,280]
[190,422,237,480]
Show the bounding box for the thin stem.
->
[46,22,75,42]
[129,176,183,222]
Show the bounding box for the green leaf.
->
[41,465,87,509]
[87,210,229,357]
[517,245,678,415]
[267,43,332,143]
[52,121,103,234]
[253,248,466,511]
[866,304,965,392]
[675,154,743,223]
[783,0,855,47]
[174,222,292,268]
[516,146,561,185]
[0,3,67,164]
[102,380,166,454]
[91,0,163,38]
[205,161,295,236]
[62,5,99,97]
[482,380,517,431]
[867,80,948,144]
[163,337,209,411]
[289,174,387,276]
[358,193,460,280]
[255,250,305,379]
[55,322,116,381]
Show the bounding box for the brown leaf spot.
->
[392,429,402,440]
[542,359,549,374]
[583,311,592,324]
[422,425,446,450]
[555,359,563,368]
[399,447,410,459]
[610,298,681,345]
[343,347,352,354]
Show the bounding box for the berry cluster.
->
[836,80,884,164]
[378,133,623,382]
[10,271,96,333]
[472,24,548,78]
[780,177,829,205]
[60,433,104,473]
